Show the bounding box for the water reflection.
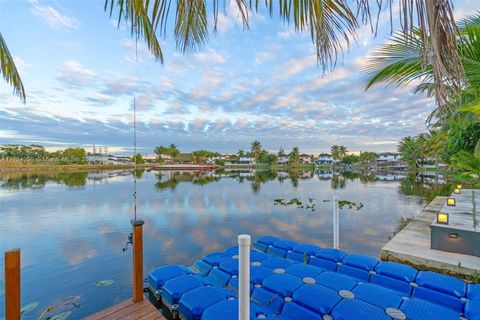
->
[0,168,450,318]
[0,169,449,200]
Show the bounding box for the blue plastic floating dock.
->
[148,236,480,320]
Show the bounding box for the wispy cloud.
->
[29,0,79,30]
[56,60,96,87]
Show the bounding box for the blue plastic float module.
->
[147,236,480,320]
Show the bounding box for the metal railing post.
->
[238,234,251,320]
[333,196,340,249]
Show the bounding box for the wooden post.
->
[5,249,21,320]
[131,220,144,303]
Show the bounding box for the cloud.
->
[194,48,227,64]
[13,56,31,75]
[30,1,79,30]
[56,60,96,87]
[86,93,115,105]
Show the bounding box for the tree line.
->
[0,144,87,164]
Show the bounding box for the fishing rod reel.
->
[122,232,133,252]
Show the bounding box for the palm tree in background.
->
[168,144,180,158]
[251,140,262,161]
[0,0,467,109]
[331,145,347,161]
[398,135,430,170]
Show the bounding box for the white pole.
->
[333,196,339,249]
[238,234,251,320]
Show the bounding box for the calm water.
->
[0,169,447,318]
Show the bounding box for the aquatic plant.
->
[49,311,71,320]
[274,197,363,212]
[95,279,114,287]
[21,301,39,314]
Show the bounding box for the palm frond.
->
[175,0,208,53]
[397,0,464,108]
[105,0,164,62]
[259,0,359,71]
[0,32,25,103]
[363,31,433,89]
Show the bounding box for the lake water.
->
[0,169,447,318]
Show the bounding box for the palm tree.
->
[358,151,378,164]
[398,135,431,171]
[331,145,347,161]
[168,144,180,158]
[364,14,480,123]
[251,141,262,161]
[0,0,467,109]
[154,145,168,163]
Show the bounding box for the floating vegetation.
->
[274,198,316,211]
[338,200,364,210]
[21,301,39,314]
[64,295,81,308]
[37,306,54,320]
[274,198,363,212]
[95,279,114,287]
[49,311,71,320]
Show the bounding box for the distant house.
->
[314,153,334,166]
[277,154,289,165]
[237,157,256,165]
[378,152,401,162]
[87,153,133,164]
[299,154,312,164]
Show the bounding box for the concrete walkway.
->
[381,193,480,278]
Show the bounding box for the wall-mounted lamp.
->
[447,198,456,206]
[437,212,449,225]
[448,232,458,239]
[454,188,461,194]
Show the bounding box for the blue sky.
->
[0,0,478,155]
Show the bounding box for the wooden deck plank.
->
[137,310,165,320]
[83,300,134,320]
[100,300,151,320]
[83,299,165,320]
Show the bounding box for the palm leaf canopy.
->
[0,0,468,105]
[364,13,480,122]
[0,32,25,102]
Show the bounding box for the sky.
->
[0,0,478,155]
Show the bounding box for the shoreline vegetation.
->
[0,162,317,172]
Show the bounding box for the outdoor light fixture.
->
[447,198,456,206]
[457,184,462,189]
[437,212,449,225]
[449,233,459,239]
[454,188,461,194]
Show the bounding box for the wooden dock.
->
[381,190,480,279]
[83,299,165,320]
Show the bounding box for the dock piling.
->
[5,248,21,320]
[131,220,145,303]
[238,234,251,320]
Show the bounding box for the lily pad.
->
[50,311,71,320]
[95,279,114,287]
[21,301,39,314]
